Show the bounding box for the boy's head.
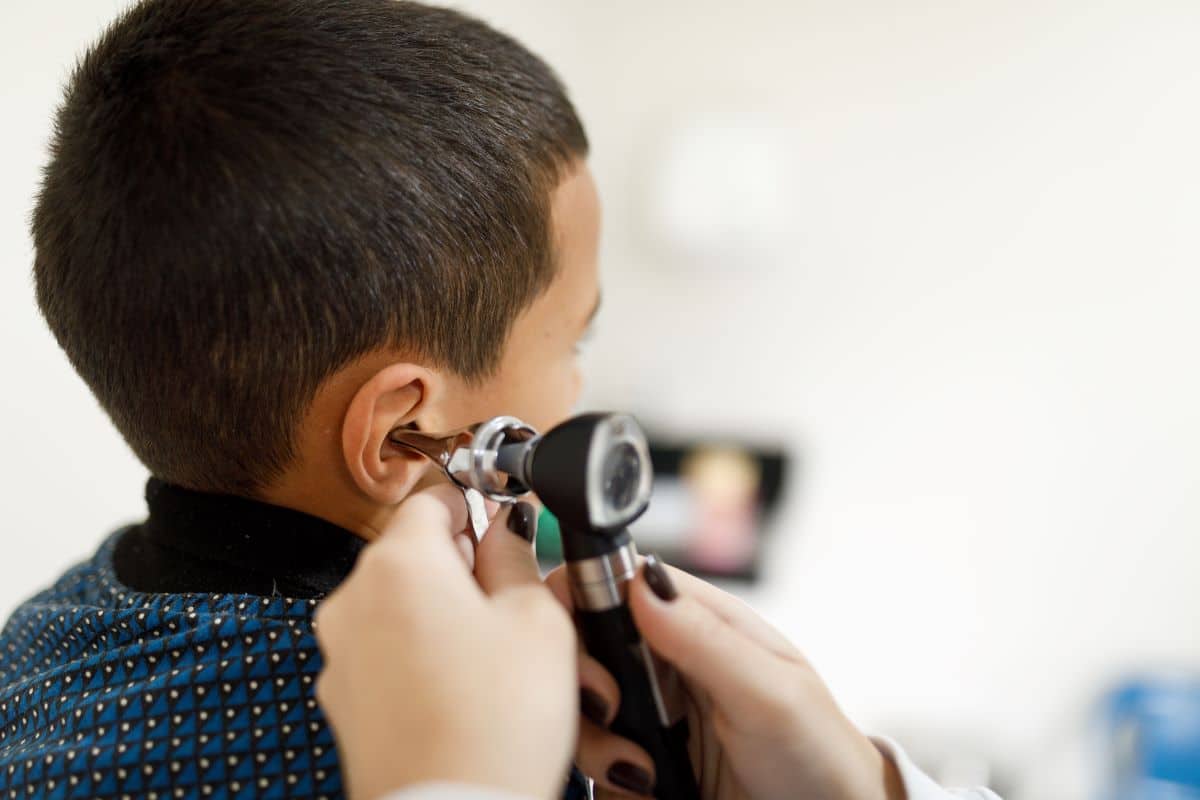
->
[33,0,600,528]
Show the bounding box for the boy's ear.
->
[341,363,443,505]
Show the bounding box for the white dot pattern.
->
[0,530,590,800]
[0,531,344,799]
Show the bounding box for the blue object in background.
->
[1100,675,1200,800]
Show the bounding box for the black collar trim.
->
[112,478,366,598]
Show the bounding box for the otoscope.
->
[390,413,701,800]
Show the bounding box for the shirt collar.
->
[112,478,366,598]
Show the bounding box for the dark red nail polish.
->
[644,554,677,602]
[507,502,536,543]
[607,761,654,796]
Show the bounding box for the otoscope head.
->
[391,412,653,535]
[504,413,653,534]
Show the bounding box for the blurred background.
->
[2,1,1198,797]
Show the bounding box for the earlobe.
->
[341,363,439,505]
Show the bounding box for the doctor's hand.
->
[314,486,576,800]
[547,557,904,800]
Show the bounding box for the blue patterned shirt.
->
[0,481,588,800]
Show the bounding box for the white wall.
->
[3,0,1198,791]
[0,0,151,605]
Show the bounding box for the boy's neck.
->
[258,475,391,543]
[256,451,443,544]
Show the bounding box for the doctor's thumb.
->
[629,555,786,711]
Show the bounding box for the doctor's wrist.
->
[863,737,908,800]
[875,745,908,800]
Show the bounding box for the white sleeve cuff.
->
[378,783,536,800]
[871,736,1003,800]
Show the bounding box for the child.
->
[0,0,598,797]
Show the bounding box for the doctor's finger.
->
[474,501,542,596]
[547,557,798,661]
[578,649,621,730]
[629,562,797,722]
[575,718,656,799]
[374,482,472,560]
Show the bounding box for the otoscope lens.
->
[602,443,642,511]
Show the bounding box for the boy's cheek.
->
[570,365,584,408]
[526,372,581,433]
[454,361,579,434]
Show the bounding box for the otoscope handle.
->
[575,604,700,800]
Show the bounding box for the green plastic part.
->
[536,506,563,565]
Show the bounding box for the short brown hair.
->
[32,0,589,494]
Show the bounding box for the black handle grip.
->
[576,605,701,800]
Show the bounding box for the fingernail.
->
[607,761,654,796]
[507,502,537,543]
[580,688,609,727]
[644,554,677,602]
